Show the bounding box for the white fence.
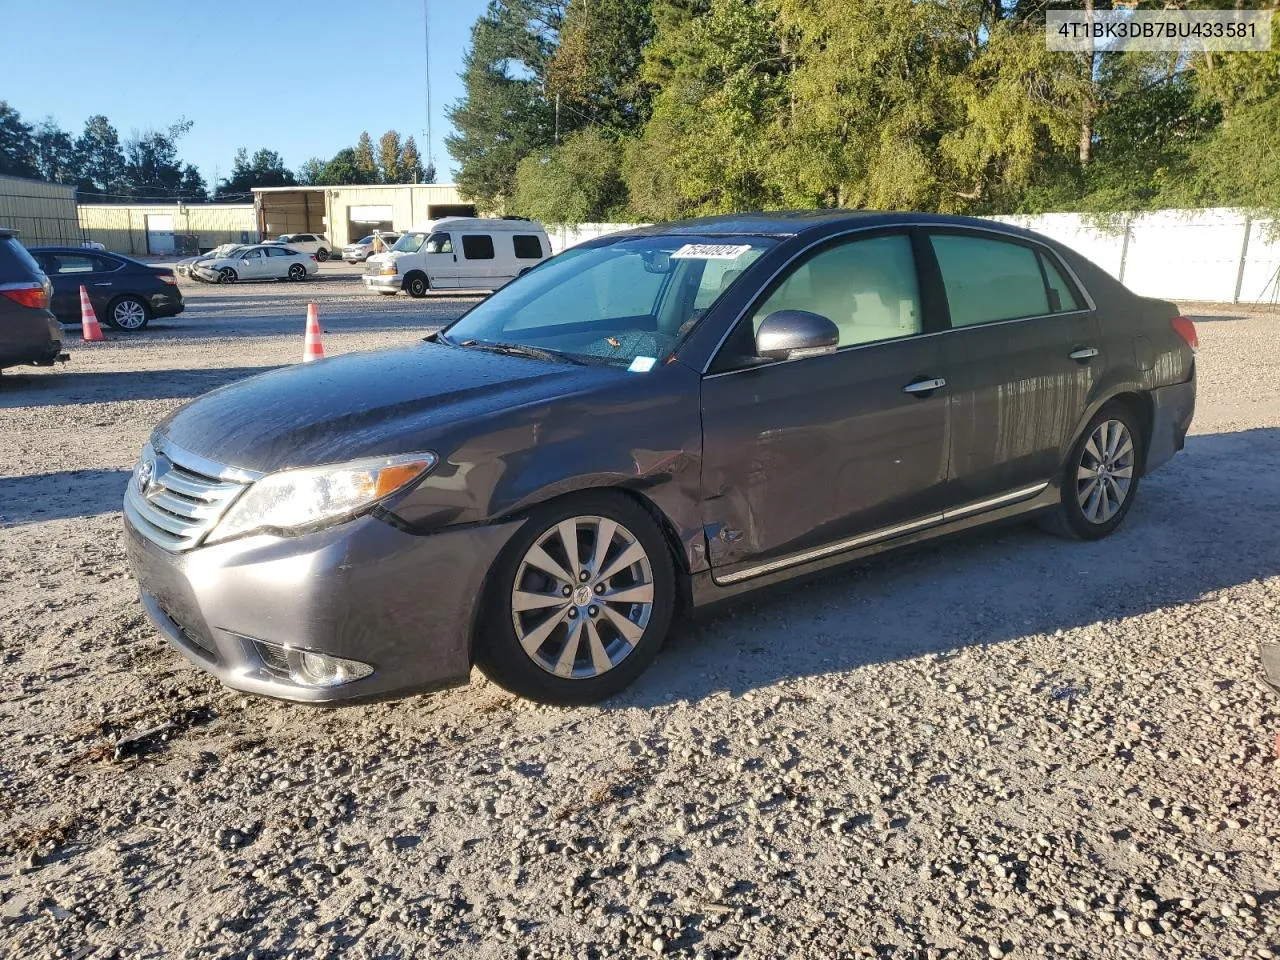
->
[553,209,1280,305]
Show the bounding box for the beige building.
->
[252,184,474,248]
[78,203,257,256]
[0,174,81,246]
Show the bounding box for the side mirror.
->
[755,310,839,361]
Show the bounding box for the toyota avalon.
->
[123,212,1196,705]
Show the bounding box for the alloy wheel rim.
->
[1077,419,1134,524]
[114,300,145,328]
[511,516,654,679]
[290,265,304,279]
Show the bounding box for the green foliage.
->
[354,131,379,183]
[512,128,627,222]
[216,148,296,198]
[445,0,562,211]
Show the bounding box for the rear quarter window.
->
[513,234,544,259]
[1,237,45,280]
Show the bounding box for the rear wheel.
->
[1041,402,1143,540]
[476,493,676,704]
[288,263,307,281]
[107,296,149,331]
[405,273,428,298]
[315,248,329,262]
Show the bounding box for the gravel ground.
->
[1,280,1278,960]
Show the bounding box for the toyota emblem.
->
[136,456,156,493]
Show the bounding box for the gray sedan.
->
[123,211,1196,705]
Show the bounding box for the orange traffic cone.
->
[79,285,106,342]
[302,302,324,361]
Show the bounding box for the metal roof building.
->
[251,184,475,247]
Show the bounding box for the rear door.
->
[925,230,1101,505]
[700,230,955,576]
[36,252,119,321]
[512,232,547,278]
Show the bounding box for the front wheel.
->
[288,263,307,281]
[405,274,428,298]
[315,248,329,262]
[1042,402,1143,540]
[218,268,237,284]
[476,493,676,704]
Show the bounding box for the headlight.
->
[379,262,397,275]
[205,452,437,544]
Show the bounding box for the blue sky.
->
[0,0,491,188]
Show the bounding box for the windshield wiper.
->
[459,339,584,365]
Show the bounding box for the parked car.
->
[265,233,332,261]
[29,247,183,331]
[363,217,550,297]
[176,244,249,278]
[342,233,401,263]
[124,211,1196,706]
[190,245,318,284]
[0,228,66,372]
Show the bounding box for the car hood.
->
[154,342,620,473]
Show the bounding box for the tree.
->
[445,0,563,211]
[314,148,368,185]
[354,131,379,183]
[378,130,401,183]
[74,115,126,197]
[31,118,76,184]
[297,156,328,185]
[121,120,203,200]
[0,101,36,178]
[399,136,432,184]
[216,147,296,197]
[547,0,655,134]
[513,128,627,221]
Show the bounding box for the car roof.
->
[29,245,123,255]
[611,210,1043,241]
[406,217,547,234]
[0,226,16,238]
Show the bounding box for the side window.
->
[751,234,922,348]
[462,234,495,260]
[266,247,290,257]
[244,249,263,259]
[49,254,100,274]
[931,234,1050,327]
[513,234,543,259]
[424,232,453,254]
[1041,253,1083,312]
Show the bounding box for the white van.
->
[362,217,552,297]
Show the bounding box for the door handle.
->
[902,377,946,395]
[92,282,113,287]
[1069,346,1099,361]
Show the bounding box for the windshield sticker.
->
[628,356,657,373]
[669,243,753,260]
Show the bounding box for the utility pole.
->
[423,0,434,173]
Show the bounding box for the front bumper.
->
[1144,372,1196,474]
[363,274,402,292]
[124,511,521,703]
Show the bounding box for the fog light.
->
[289,649,373,687]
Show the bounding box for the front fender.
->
[387,361,709,573]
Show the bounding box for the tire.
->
[218,268,237,284]
[405,273,429,298]
[1040,401,1143,541]
[315,248,329,262]
[378,290,397,296]
[475,492,676,705]
[288,263,307,281]
[106,296,149,331]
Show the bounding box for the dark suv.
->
[0,228,66,372]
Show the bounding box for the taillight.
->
[158,273,177,285]
[1,284,48,309]
[310,255,317,261]
[1171,315,1198,351]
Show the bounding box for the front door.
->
[924,230,1103,504]
[237,248,269,279]
[423,231,458,289]
[700,231,953,578]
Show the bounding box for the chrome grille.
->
[124,443,252,552]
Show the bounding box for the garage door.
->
[146,214,175,255]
